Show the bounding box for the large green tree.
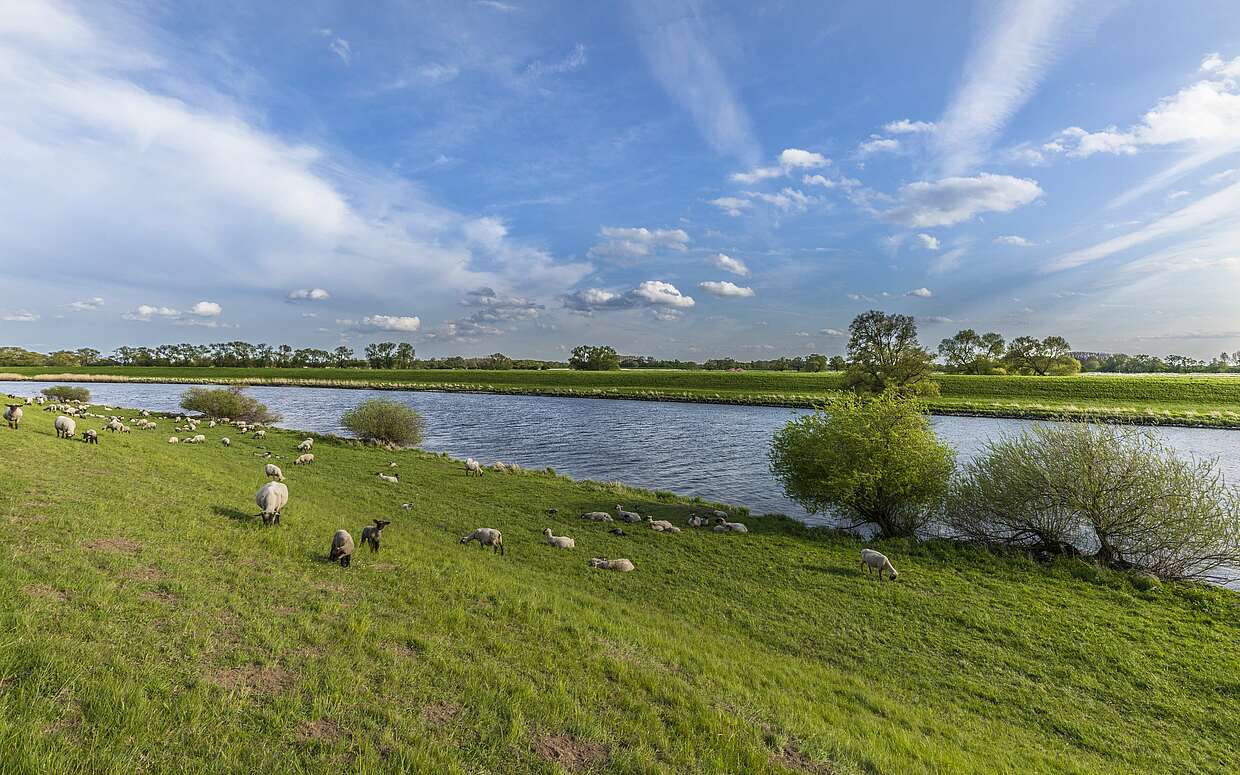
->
[568,345,620,371]
[937,329,1006,374]
[843,310,938,395]
[1004,335,1077,375]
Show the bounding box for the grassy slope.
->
[1,398,1238,773]
[6,367,1240,427]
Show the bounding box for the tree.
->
[332,346,354,367]
[828,355,846,371]
[41,385,90,402]
[75,348,101,367]
[180,387,280,424]
[769,392,955,537]
[1004,335,1073,376]
[340,399,426,447]
[48,350,80,366]
[802,354,828,372]
[843,310,938,395]
[365,342,398,369]
[938,329,1005,374]
[568,345,620,371]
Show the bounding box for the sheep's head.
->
[374,520,390,530]
[715,517,725,524]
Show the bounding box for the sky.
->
[3,0,1240,360]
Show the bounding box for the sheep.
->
[646,517,681,533]
[377,472,399,484]
[710,510,728,519]
[543,528,576,550]
[588,557,635,572]
[208,420,216,428]
[168,436,179,444]
[360,520,391,553]
[461,528,504,554]
[221,437,231,447]
[297,438,314,452]
[255,481,289,525]
[3,404,21,429]
[252,430,266,439]
[119,424,131,434]
[400,502,413,510]
[83,429,98,444]
[265,464,285,481]
[614,505,641,523]
[329,529,354,567]
[609,528,626,536]
[687,514,706,528]
[294,454,315,465]
[580,511,613,522]
[464,458,484,477]
[104,417,122,433]
[54,415,76,439]
[490,460,509,472]
[190,434,207,444]
[860,549,899,581]
[713,517,748,533]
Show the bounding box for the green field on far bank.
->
[1,395,1237,773]
[7,366,1240,427]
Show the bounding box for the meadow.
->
[7,366,1240,427]
[1,394,1237,773]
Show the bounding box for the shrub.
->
[41,385,90,403]
[768,392,956,537]
[340,399,425,447]
[179,387,280,424]
[945,422,1240,581]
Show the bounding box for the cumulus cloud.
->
[710,253,750,276]
[563,280,695,314]
[588,226,690,261]
[340,314,422,333]
[820,328,845,336]
[67,297,104,311]
[189,301,221,317]
[883,119,935,134]
[123,305,180,321]
[698,280,754,298]
[906,287,933,298]
[993,235,1034,246]
[885,174,1043,227]
[858,136,901,154]
[731,147,829,183]
[632,280,695,307]
[288,288,331,301]
[802,173,861,190]
[915,233,941,250]
[707,196,751,216]
[1,310,39,322]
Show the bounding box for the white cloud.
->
[731,147,828,183]
[930,247,967,274]
[994,235,1034,246]
[588,226,690,261]
[564,280,695,313]
[802,174,860,190]
[906,287,933,298]
[67,296,104,311]
[883,119,935,134]
[885,174,1043,227]
[858,136,901,155]
[123,305,180,321]
[317,29,352,64]
[189,300,221,317]
[744,187,813,213]
[288,288,331,301]
[730,166,783,184]
[698,280,754,297]
[707,196,751,216]
[710,253,750,276]
[525,43,587,76]
[1167,189,1191,201]
[341,314,423,333]
[820,328,845,336]
[632,280,694,308]
[1204,167,1240,185]
[2,311,39,322]
[915,233,940,250]
[475,0,518,10]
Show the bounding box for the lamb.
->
[376,472,399,483]
[713,517,748,533]
[580,511,614,522]
[588,557,635,572]
[464,458,484,477]
[3,404,21,429]
[294,454,315,465]
[83,429,98,444]
[54,415,76,439]
[543,528,576,549]
[255,481,289,525]
[646,517,681,533]
[687,514,706,528]
[297,438,314,452]
[329,529,354,567]
[252,430,266,439]
[860,549,899,581]
[265,464,285,481]
[168,436,179,444]
[614,505,641,523]
[360,520,391,553]
[221,437,230,447]
[119,424,130,434]
[461,528,504,554]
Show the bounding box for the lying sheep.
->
[54,415,76,439]
[376,472,399,483]
[580,511,613,522]
[860,549,899,581]
[329,529,354,567]
[543,528,576,549]
[687,514,706,528]
[713,517,748,533]
[294,454,315,465]
[614,505,641,523]
[360,520,391,553]
[464,458,484,477]
[3,404,21,429]
[190,434,207,444]
[83,429,98,444]
[588,557,635,572]
[256,481,289,525]
[168,436,179,444]
[265,464,284,481]
[646,517,680,533]
[297,438,313,452]
[461,528,504,554]
[221,437,230,447]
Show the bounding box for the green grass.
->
[1,395,1238,773]
[7,366,1240,427]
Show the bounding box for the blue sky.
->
[3,0,1240,360]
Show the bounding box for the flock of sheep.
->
[4,393,901,581]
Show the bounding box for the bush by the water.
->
[769,391,956,537]
[946,422,1240,581]
[340,399,425,447]
[41,385,90,402]
[179,386,280,424]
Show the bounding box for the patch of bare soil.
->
[421,701,462,728]
[121,565,166,582]
[296,719,344,743]
[83,537,142,555]
[24,584,68,602]
[212,664,294,695]
[771,739,836,774]
[532,733,609,773]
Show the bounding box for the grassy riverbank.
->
[1,396,1237,773]
[7,366,1240,427]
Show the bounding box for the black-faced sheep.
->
[256,481,289,525]
[4,404,22,429]
[329,529,354,567]
[265,464,284,481]
[461,528,504,554]
[360,520,391,553]
[83,429,98,444]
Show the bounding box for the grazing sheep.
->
[360,520,391,553]
[297,438,313,452]
[83,429,98,444]
[465,458,484,477]
[461,528,504,554]
[400,502,413,510]
[713,517,748,533]
[687,514,706,528]
[646,517,681,533]
[614,505,641,523]
[294,454,315,465]
[168,436,179,444]
[329,529,355,567]
[221,437,231,447]
[208,420,216,428]
[191,434,207,444]
[4,404,22,429]
[860,549,899,581]
[588,557,635,572]
[54,416,76,439]
[265,464,285,481]
[543,528,576,549]
[490,460,509,472]
[104,418,123,433]
[252,430,265,439]
[580,511,614,522]
[255,481,289,525]
[119,424,130,434]
[376,472,399,483]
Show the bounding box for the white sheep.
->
[490,460,509,472]
[105,418,123,433]
[713,517,748,533]
[297,438,314,452]
[255,481,289,525]
[461,528,504,554]
[588,557,635,572]
[54,416,76,439]
[221,437,231,447]
[208,420,216,428]
[860,549,899,581]
[543,528,576,549]
[83,428,98,444]
[687,514,706,528]
[294,454,315,465]
[168,436,179,444]
[329,529,354,567]
[614,505,641,523]
[464,458,484,477]
[646,517,681,533]
[580,511,614,522]
[253,430,266,439]
[190,434,207,444]
[265,464,285,481]
[376,472,399,483]
[3,404,22,429]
